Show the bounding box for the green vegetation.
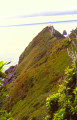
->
[0,61,14,120]
[3,27,77,120]
[45,62,77,120]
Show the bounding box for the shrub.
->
[45,62,77,120]
[0,61,14,120]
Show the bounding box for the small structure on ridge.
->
[48,22,55,37]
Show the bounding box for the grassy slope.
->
[7,27,72,120]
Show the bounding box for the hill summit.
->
[19,26,65,64]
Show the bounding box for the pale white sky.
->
[0,0,77,70]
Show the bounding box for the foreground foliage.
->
[45,62,77,120]
[0,61,14,120]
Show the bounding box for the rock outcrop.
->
[4,65,17,85]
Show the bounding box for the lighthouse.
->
[48,22,55,37]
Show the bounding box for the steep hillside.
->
[6,26,72,120]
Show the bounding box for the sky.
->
[0,0,77,70]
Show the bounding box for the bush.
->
[0,61,14,120]
[45,62,77,120]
